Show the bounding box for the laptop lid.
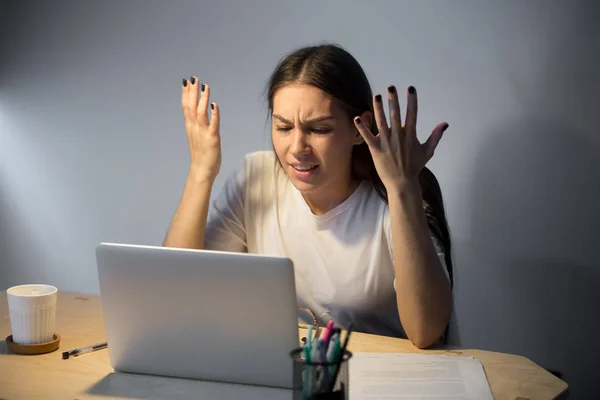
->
[95,243,300,389]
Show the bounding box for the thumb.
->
[423,122,448,162]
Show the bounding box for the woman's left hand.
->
[354,85,448,191]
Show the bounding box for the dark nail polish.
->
[201,84,206,92]
[211,103,215,110]
[356,117,362,124]
[190,77,196,85]
[408,86,416,94]
[375,94,382,103]
[388,85,396,94]
[182,78,188,87]
[442,123,449,132]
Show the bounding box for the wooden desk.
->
[0,291,567,400]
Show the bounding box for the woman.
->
[164,44,453,349]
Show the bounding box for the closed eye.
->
[311,128,332,134]
[275,126,333,134]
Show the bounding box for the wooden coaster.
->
[5,334,61,355]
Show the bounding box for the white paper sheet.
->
[349,353,493,400]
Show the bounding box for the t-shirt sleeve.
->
[384,210,450,291]
[204,161,248,253]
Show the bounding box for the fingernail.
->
[355,117,362,124]
[387,86,396,94]
[201,84,206,92]
[375,94,382,103]
[442,123,449,132]
[190,77,196,85]
[211,103,215,110]
[408,86,416,94]
[182,78,188,87]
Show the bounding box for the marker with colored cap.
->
[322,320,334,345]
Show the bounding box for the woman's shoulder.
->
[236,150,286,193]
[239,150,279,180]
[218,151,277,194]
[242,150,276,166]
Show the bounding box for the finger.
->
[423,122,449,162]
[373,94,390,139]
[208,102,220,136]
[354,116,377,149]
[405,86,418,135]
[387,85,402,134]
[187,76,199,121]
[197,82,210,126]
[181,78,194,120]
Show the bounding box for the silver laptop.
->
[95,243,300,389]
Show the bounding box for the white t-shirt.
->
[205,150,448,338]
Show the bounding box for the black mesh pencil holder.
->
[290,347,352,400]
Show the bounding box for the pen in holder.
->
[290,347,352,400]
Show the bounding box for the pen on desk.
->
[62,341,108,359]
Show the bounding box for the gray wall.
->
[1,0,598,397]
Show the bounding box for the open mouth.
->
[291,165,319,172]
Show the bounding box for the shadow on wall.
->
[454,118,600,398]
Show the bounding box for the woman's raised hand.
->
[181,77,221,183]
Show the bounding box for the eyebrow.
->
[272,114,335,124]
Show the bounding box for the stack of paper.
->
[349,353,493,399]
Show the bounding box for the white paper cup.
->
[6,284,58,344]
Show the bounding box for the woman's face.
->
[271,83,363,198]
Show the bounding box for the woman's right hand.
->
[181,77,221,183]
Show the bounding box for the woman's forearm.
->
[163,172,214,249]
[388,179,452,348]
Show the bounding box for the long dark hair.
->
[265,43,453,288]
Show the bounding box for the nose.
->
[289,128,311,156]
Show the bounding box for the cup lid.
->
[7,284,57,297]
